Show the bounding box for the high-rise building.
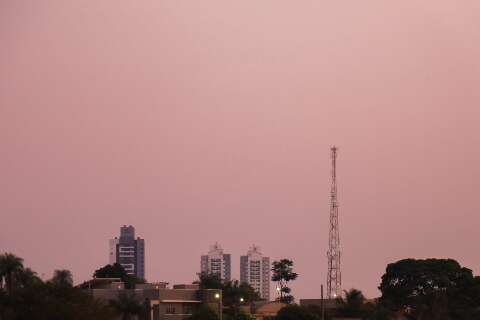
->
[240,245,270,300]
[200,243,231,281]
[109,225,145,279]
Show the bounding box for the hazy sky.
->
[1,1,480,298]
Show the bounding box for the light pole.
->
[214,292,222,320]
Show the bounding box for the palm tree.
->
[51,269,73,287]
[0,253,24,293]
[336,288,367,318]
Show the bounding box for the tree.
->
[272,259,298,304]
[195,273,260,318]
[0,253,24,294]
[109,292,146,320]
[0,255,116,320]
[94,263,129,279]
[379,258,480,320]
[336,288,368,318]
[222,280,260,318]
[51,269,73,287]
[236,310,255,320]
[196,272,223,289]
[94,263,144,289]
[16,267,42,288]
[222,280,259,305]
[189,304,220,320]
[276,304,319,320]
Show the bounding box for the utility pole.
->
[321,284,325,320]
[327,146,341,298]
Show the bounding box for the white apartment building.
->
[240,245,270,300]
[200,243,231,281]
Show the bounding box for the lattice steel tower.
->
[327,146,341,298]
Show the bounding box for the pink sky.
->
[1,1,480,298]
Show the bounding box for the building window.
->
[166,304,176,314]
[183,305,193,315]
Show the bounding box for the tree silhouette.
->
[379,258,480,320]
[109,292,146,320]
[189,304,220,320]
[336,288,368,318]
[0,253,24,294]
[272,259,298,304]
[51,269,73,287]
[94,263,144,289]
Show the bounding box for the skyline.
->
[1,1,480,299]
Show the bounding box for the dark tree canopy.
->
[336,288,369,319]
[109,292,146,320]
[196,272,223,290]
[0,253,115,320]
[272,259,298,304]
[94,263,144,289]
[235,310,255,320]
[222,280,260,318]
[195,272,260,318]
[276,304,319,320]
[0,253,24,294]
[189,304,220,320]
[51,269,73,287]
[94,263,129,279]
[379,258,480,320]
[222,280,259,306]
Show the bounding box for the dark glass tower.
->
[109,225,145,279]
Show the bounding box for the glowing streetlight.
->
[240,297,244,303]
[215,293,220,299]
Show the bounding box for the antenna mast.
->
[327,146,341,298]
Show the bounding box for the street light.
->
[214,292,222,320]
[240,297,244,303]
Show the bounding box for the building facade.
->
[200,243,231,281]
[240,245,270,300]
[109,225,145,279]
[85,279,222,320]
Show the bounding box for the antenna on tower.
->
[327,146,341,298]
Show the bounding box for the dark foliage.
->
[379,258,480,320]
[276,304,319,320]
[189,303,220,320]
[196,272,260,319]
[0,253,116,320]
[272,259,298,304]
[93,263,145,289]
[336,288,368,318]
[109,292,147,320]
[196,272,223,290]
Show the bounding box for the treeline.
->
[0,252,259,320]
[2,253,480,320]
[0,253,116,320]
[275,258,480,320]
[0,253,152,320]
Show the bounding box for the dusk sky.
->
[1,1,480,298]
